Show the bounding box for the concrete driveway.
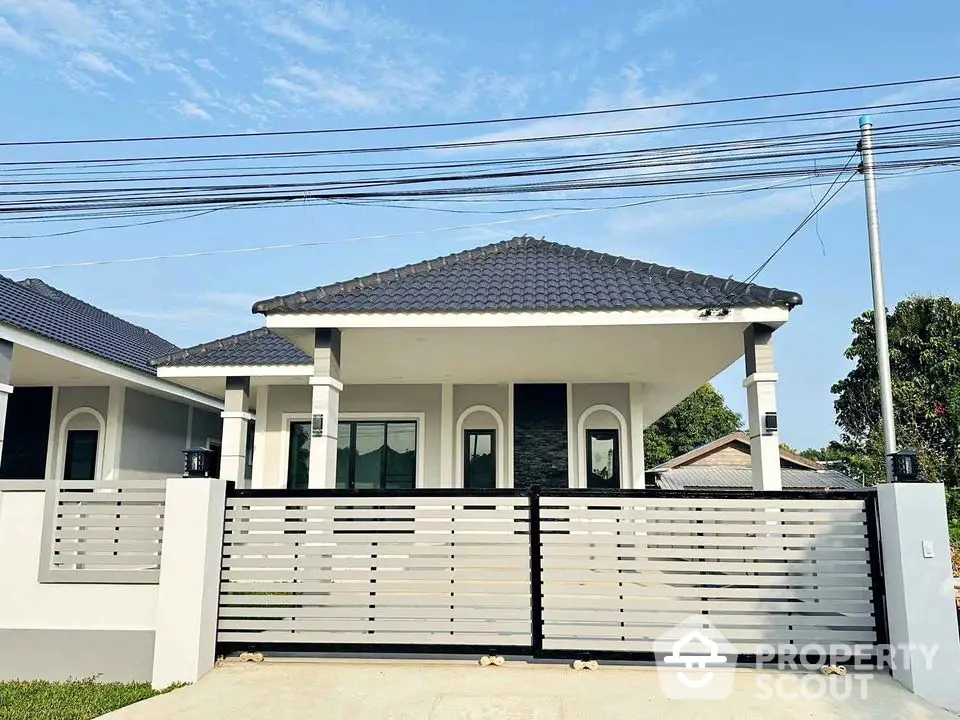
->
[103,659,955,720]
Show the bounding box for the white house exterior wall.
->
[570,383,631,487]
[118,388,192,481]
[0,489,157,681]
[189,407,222,449]
[254,382,642,490]
[258,384,443,489]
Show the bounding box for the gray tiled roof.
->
[653,467,865,491]
[0,276,179,375]
[151,328,310,368]
[253,236,803,315]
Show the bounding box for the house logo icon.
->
[654,618,736,700]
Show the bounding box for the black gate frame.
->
[216,485,887,665]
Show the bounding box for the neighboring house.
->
[153,235,802,491]
[648,430,864,490]
[0,276,222,483]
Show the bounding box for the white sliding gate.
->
[218,491,532,651]
[216,488,884,660]
[536,493,884,658]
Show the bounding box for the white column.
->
[308,329,342,489]
[220,377,251,485]
[877,483,960,711]
[628,383,645,490]
[743,325,782,491]
[566,383,576,488]
[439,383,454,487]
[0,339,12,466]
[506,383,515,488]
[152,477,227,690]
[250,386,269,489]
[101,385,126,481]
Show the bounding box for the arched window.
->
[576,404,629,489]
[57,408,106,481]
[455,405,506,489]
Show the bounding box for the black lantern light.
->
[889,449,920,482]
[183,446,213,478]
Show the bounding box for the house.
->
[152,235,802,491]
[648,430,864,490]
[0,276,222,484]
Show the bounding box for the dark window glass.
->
[286,421,310,490]
[0,387,52,480]
[464,429,496,489]
[63,429,98,481]
[335,422,351,489]
[586,429,620,489]
[290,420,418,491]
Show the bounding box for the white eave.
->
[156,364,311,379]
[263,306,792,330]
[0,323,223,411]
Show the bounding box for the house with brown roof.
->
[649,431,864,490]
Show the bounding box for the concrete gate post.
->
[877,482,960,712]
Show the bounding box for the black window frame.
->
[63,428,99,481]
[463,428,497,490]
[585,428,620,489]
[286,421,310,490]
[337,420,417,491]
[286,419,418,491]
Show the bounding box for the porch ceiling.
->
[11,344,129,386]
[302,324,748,386]
[158,323,753,423]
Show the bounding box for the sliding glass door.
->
[287,419,417,491]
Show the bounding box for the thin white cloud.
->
[74,50,130,81]
[194,57,221,75]
[175,98,212,121]
[635,0,694,36]
[0,16,39,54]
[263,16,332,53]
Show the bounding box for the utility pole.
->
[858,115,897,483]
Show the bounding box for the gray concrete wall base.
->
[0,629,155,683]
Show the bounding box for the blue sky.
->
[0,0,958,450]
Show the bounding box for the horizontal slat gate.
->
[537,494,881,657]
[217,493,533,650]
[41,479,165,583]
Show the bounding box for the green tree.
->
[831,296,960,516]
[798,441,871,484]
[644,384,742,467]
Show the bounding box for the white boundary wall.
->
[0,487,158,681]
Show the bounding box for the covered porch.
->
[156,310,787,492]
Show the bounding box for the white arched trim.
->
[56,407,107,481]
[455,404,507,488]
[575,404,630,489]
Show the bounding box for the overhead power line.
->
[2,74,959,147]
[713,151,861,308]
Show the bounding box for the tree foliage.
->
[831,296,960,514]
[644,384,743,467]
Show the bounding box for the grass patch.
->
[0,678,180,720]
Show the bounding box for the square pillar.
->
[152,477,227,689]
[0,339,12,465]
[628,383,645,490]
[308,329,342,489]
[878,483,960,712]
[220,377,251,485]
[439,383,454,488]
[743,325,782,491]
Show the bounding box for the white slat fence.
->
[217,493,533,649]
[39,478,166,583]
[537,494,881,656]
